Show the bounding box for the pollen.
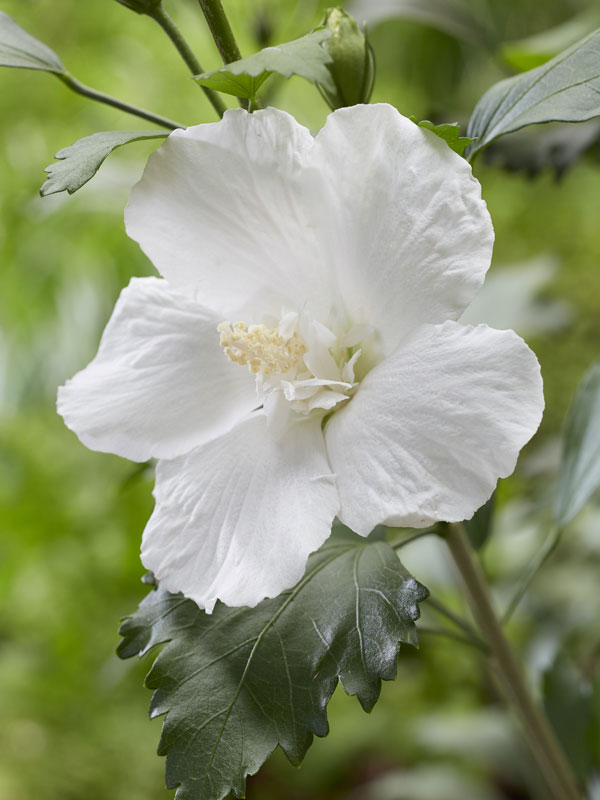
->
[217,321,306,376]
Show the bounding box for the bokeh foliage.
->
[1,1,600,798]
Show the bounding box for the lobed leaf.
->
[41,130,169,196]
[467,28,600,156]
[410,117,473,155]
[555,361,600,526]
[118,527,428,800]
[194,29,335,100]
[0,11,64,74]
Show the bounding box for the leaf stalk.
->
[444,522,581,800]
[150,6,227,118]
[196,0,248,108]
[58,71,184,130]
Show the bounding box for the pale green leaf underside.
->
[0,11,64,73]
[410,117,474,155]
[41,130,168,196]
[555,361,600,525]
[467,28,600,155]
[118,527,428,800]
[195,29,335,99]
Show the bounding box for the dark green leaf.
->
[40,130,169,196]
[467,29,600,156]
[410,117,473,155]
[463,493,495,551]
[118,528,428,800]
[0,11,64,74]
[194,29,334,100]
[543,656,594,780]
[555,362,600,526]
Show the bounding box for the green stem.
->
[150,6,227,118]
[197,0,248,108]
[391,529,436,550]
[418,626,487,653]
[444,523,581,800]
[58,72,184,130]
[426,597,487,651]
[502,526,563,625]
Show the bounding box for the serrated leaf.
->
[555,362,600,526]
[41,130,169,196]
[118,528,428,800]
[467,29,600,156]
[0,12,64,74]
[194,29,335,100]
[463,493,495,551]
[410,117,473,155]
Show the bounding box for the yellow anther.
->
[217,321,306,376]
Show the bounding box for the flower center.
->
[217,311,369,426]
[217,321,305,376]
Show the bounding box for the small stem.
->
[427,596,487,651]
[391,529,436,550]
[418,625,488,653]
[150,6,227,118]
[502,526,563,625]
[444,523,581,800]
[197,0,248,108]
[58,72,184,130]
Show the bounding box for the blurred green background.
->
[1,1,599,798]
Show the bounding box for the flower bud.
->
[320,7,375,109]
[114,0,162,14]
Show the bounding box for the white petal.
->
[310,104,495,354]
[326,321,543,533]
[142,413,339,611]
[58,277,257,462]
[125,108,336,321]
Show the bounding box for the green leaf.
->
[194,29,335,100]
[410,117,474,155]
[543,656,594,780]
[463,493,495,551]
[40,130,169,196]
[555,362,600,526]
[0,11,64,74]
[118,527,428,800]
[467,29,600,156]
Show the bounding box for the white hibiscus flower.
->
[58,103,544,612]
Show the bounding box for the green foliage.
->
[463,494,495,551]
[0,11,64,73]
[115,0,163,14]
[555,362,600,526]
[195,28,335,102]
[319,8,374,109]
[467,28,600,155]
[41,130,169,196]
[410,117,473,155]
[348,0,493,48]
[118,527,428,800]
[543,656,596,780]
[501,9,600,72]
